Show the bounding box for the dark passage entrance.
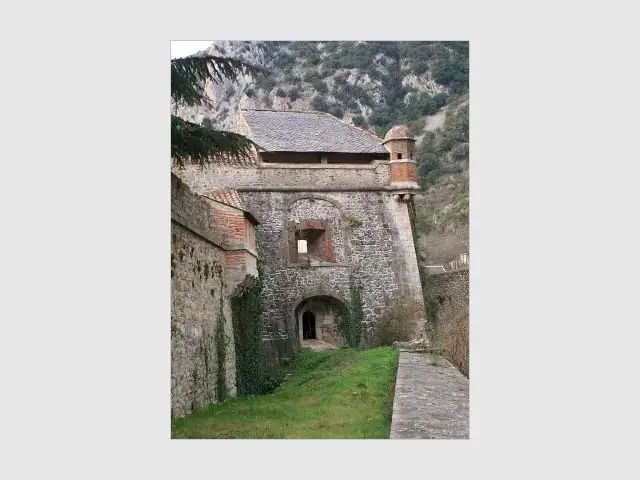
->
[302,311,316,340]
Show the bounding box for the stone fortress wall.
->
[176,154,426,365]
[171,175,238,418]
[429,268,469,327]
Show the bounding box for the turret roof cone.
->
[383,125,415,143]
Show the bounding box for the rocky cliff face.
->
[174,41,469,267]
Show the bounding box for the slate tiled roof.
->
[241,109,387,154]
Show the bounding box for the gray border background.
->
[3,2,638,479]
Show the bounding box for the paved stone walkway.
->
[390,352,469,439]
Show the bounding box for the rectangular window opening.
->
[291,223,334,264]
[397,153,403,159]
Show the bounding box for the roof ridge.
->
[242,108,327,115]
[323,110,385,143]
[347,122,384,143]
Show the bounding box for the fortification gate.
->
[174,109,427,364]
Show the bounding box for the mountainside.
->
[175,41,469,268]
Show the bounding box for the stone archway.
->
[294,295,348,348]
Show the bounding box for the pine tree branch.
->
[171,55,261,108]
[171,115,260,167]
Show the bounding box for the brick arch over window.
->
[284,195,351,265]
[288,218,334,263]
[285,194,347,217]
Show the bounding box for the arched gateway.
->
[294,295,348,348]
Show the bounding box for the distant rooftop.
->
[241,109,388,154]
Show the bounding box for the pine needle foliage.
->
[171,54,263,167]
[171,116,256,168]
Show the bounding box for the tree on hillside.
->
[171,54,262,167]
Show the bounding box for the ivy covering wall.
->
[230,260,284,395]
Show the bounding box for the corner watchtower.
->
[383,125,419,191]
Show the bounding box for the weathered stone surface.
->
[390,352,468,439]
[295,296,345,346]
[175,160,393,192]
[238,190,426,350]
[171,175,249,419]
[171,222,237,419]
[430,268,469,326]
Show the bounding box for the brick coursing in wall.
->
[212,204,246,246]
[289,218,335,263]
[391,162,418,183]
[226,250,248,265]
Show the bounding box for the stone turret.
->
[383,125,419,191]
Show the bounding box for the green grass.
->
[171,347,399,439]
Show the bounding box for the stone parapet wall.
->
[174,160,391,192]
[171,173,225,248]
[429,268,469,326]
